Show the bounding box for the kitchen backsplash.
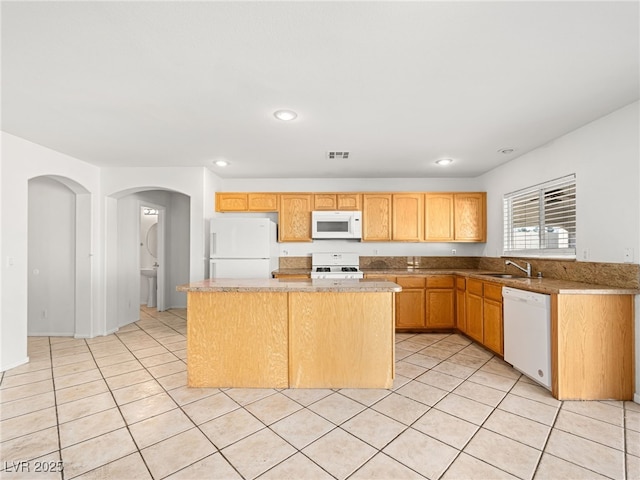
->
[279,256,639,289]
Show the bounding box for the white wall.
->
[478,100,640,402]
[478,101,640,263]
[218,177,486,259]
[28,177,76,335]
[1,132,101,371]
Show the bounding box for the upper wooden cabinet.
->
[392,193,423,242]
[313,193,361,211]
[454,193,486,242]
[424,192,486,242]
[279,194,313,242]
[216,193,279,212]
[424,194,454,241]
[215,190,486,243]
[362,194,392,241]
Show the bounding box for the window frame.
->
[503,174,576,259]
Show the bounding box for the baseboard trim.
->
[1,356,30,373]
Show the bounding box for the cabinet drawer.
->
[426,275,454,289]
[396,276,426,288]
[467,278,483,296]
[483,282,502,302]
[365,274,396,282]
[456,276,466,290]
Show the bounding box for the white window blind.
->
[503,174,576,258]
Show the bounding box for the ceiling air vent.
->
[327,151,350,160]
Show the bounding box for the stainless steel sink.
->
[481,273,527,279]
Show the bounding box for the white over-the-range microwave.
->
[311,210,362,240]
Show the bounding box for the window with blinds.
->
[503,174,576,258]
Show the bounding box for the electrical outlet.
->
[624,248,634,263]
[581,249,589,260]
[451,249,457,256]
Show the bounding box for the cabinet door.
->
[454,193,486,242]
[336,194,361,211]
[483,298,503,355]
[392,193,423,241]
[216,193,248,212]
[426,289,455,327]
[424,193,454,241]
[279,194,313,242]
[362,194,392,241]
[313,194,337,210]
[456,287,467,333]
[248,193,278,212]
[396,288,426,329]
[465,293,484,343]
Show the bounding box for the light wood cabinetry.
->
[454,193,486,242]
[216,192,279,212]
[313,193,361,211]
[279,194,313,242]
[424,194,454,241]
[216,193,249,212]
[552,294,634,400]
[482,282,503,355]
[425,276,455,327]
[289,292,395,388]
[465,279,484,343]
[367,273,455,330]
[464,278,502,354]
[455,276,467,333]
[424,192,486,242]
[362,194,392,241]
[395,276,426,328]
[272,273,310,279]
[215,190,485,243]
[392,193,423,241]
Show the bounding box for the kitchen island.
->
[176,278,401,389]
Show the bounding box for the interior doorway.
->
[139,202,166,312]
[27,175,91,337]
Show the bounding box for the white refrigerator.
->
[209,217,279,279]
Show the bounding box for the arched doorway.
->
[105,188,190,330]
[27,175,91,337]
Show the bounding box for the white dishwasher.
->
[503,287,552,390]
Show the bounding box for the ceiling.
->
[2,1,639,179]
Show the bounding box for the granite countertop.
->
[272,268,639,295]
[177,278,402,293]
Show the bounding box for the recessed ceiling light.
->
[214,160,229,167]
[498,147,515,155]
[273,109,298,121]
[435,158,453,166]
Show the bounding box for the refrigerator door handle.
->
[211,233,216,256]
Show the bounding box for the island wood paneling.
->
[552,294,634,400]
[187,291,288,388]
[288,292,395,388]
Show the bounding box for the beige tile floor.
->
[1,306,639,480]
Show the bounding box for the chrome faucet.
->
[505,260,531,277]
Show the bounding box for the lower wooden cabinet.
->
[463,278,503,355]
[455,276,467,333]
[425,276,455,327]
[395,277,426,328]
[367,274,455,331]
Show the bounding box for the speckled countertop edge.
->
[177,278,402,293]
[272,268,639,295]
